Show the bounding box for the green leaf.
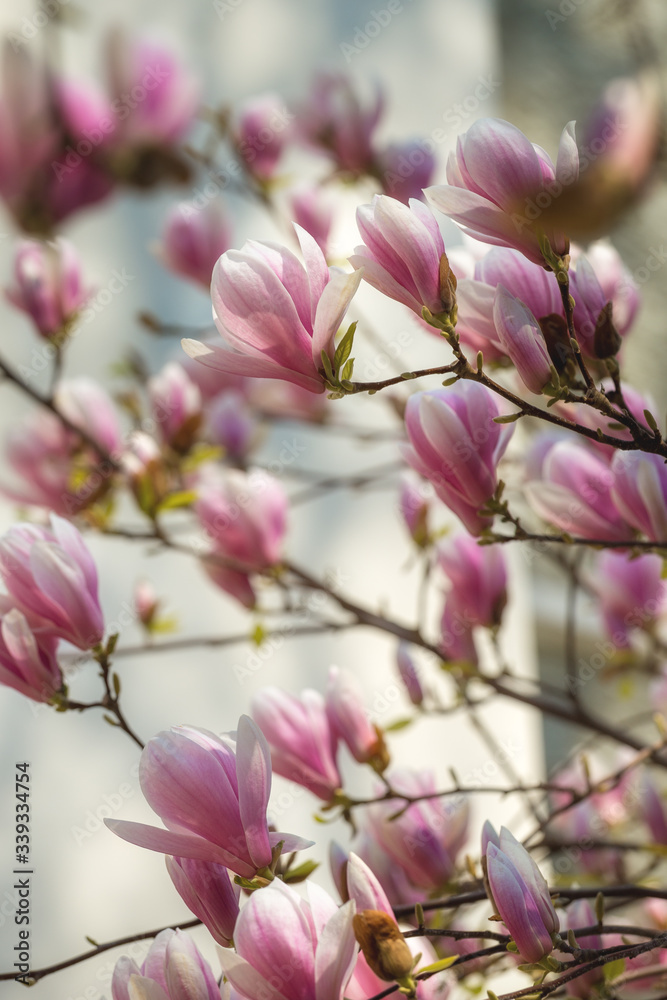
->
[148,614,179,635]
[251,623,266,647]
[603,958,625,982]
[334,322,357,371]
[418,956,458,975]
[341,358,354,381]
[156,489,198,512]
[283,860,320,883]
[493,412,522,424]
[112,673,121,697]
[320,350,335,383]
[385,717,413,732]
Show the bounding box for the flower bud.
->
[353,909,414,982]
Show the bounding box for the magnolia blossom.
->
[357,769,469,892]
[399,473,431,548]
[297,73,383,174]
[107,717,309,877]
[111,928,221,1000]
[427,117,579,265]
[610,451,667,541]
[182,226,362,393]
[524,440,631,541]
[206,390,256,459]
[377,140,437,204]
[55,377,124,455]
[155,200,232,289]
[0,605,62,702]
[404,381,514,536]
[251,686,342,801]
[555,901,604,997]
[396,643,424,706]
[492,285,553,394]
[438,534,507,662]
[148,362,202,452]
[484,825,560,963]
[6,238,90,339]
[165,856,240,947]
[288,184,335,257]
[0,514,104,649]
[326,666,388,771]
[349,195,454,318]
[235,93,290,180]
[218,880,357,1000]
[587,551,665,647]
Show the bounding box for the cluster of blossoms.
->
[1,13,667,1000]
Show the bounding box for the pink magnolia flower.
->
[148,362,202,452]
[288,184,335,257]
[3,410,77,515]
[0,514,104,649]
[571,239,640,337]
[610,451,667,541]
[251,686,342,801]
[165,855,240,948]
[195,466,287,570]
[298,73,383,175]
[134,579,159,630]
[377,140,437,205]
[456,246,563,361]
[55,377,124,456]
[555,901,603,997]
[6,238,91,340]
[399,473,431,548]
[0,605,62,702]
[206,390,256,460]
[326,666,388,771]
[235,93,291,180]
[404,381,514,536]
[427,117,579,265]
[587,551,665,647]
[218,879,357,1000]
[106,718,309,877]
[524,440,631,541]
[438,534,507,662]
[112,927,221,1000]
[396,643,424,707]
[359,769,469,892]
[155,200,232,289]
[492,286,553,394]
[484,825,559,963]
[182,226,362,393]
[638,773,667,845]
[349,195,452,318]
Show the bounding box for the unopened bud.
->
[439,251,458,316]
[353,909,414,981]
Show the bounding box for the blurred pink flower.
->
[155,200,232,289]
[6,238,91,340]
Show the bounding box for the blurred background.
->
[0,1,665,998]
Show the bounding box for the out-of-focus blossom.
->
[377,140,436,204]
[404,382,514,536]
[326,666,389,772]
[525,440,631,541]
[541,75,662,242]
[182,226,362,393]
[218,880,357,1000]
[148,362,202,453]
[234,93,291,180]
[638,773,667,845]
[0,605,62,702]
[206,390,256,460]
[195,466,287,570]
[427,117,579,265]
[483,825,559,963]
[6,239,91,341]
[492,285,553,394]
[0,514,104,650]
[251,686,342,801]
[349,195,454,319]
[438,534,507,663]
[107,718,309,876]
[155,200,232,289]
[610,451,667,542]
[399,473,431,548]
[134,580,159,630]
[165,855,240,948]
[111,927,221,1000]
[121,431,168,516]
[572,239,640,337]
[298,73,383,175]
[55,377,124,456]
[248,377,330,422]
[288,184,335,257]
[396,643,424,706]
[587,551,665,647]
[358,769,469,892]
[555,901,603,997]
